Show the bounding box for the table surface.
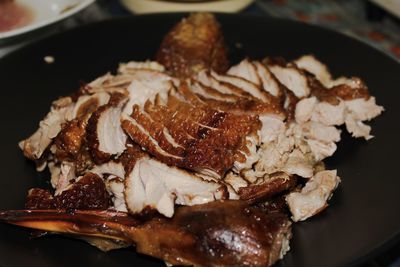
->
[1,0,399,266]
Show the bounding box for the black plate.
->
[0,14,399,267]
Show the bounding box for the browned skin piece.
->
[156,13,229,78]
[306,74,370,105]
[54,114,91,163]
[239,173,298,204]
[26,173,111,210]
[0,201,291,267]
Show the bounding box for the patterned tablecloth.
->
[1,0,399,266]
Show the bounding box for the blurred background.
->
[0,0,400,266]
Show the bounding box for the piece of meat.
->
[124,157,228,217]
[106,178,127,212]
[25,188,55,209]
[156,13,229,78]
[122,69,177,115]
[54,172,111,210]
[295,96,317,123]
[19,98,74,160]
[86,94,128,164]
[0,201,292,267]
[238,172,297,203]
[25,173,111,210]
[228,59,284,99]
[286,170,340,221]
[53,161,76,195]
[267,63,311,98]
[294,55,332,86]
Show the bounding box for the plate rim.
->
[0,0,95,40]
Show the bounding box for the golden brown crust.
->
[156,13,229,78]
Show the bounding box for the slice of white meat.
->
[255,134,294,175]
[268,65,310,98]
[123,71,175,115]
[345,114,373,140]
[294,55,332,86]
[294,122,341,143]
[106,178,128,212]
[311,101,346,126]
[306,139,337,161]
[65,92,110,121]
[97,106,127,155]
[295,97,317,123]
[124,157,227,217]
[227,59,261,86]
[259,115,286,144]
[233,135,259,172]
[90,161,126,180]
[211,71,270,102]
[254,61,282,97]
[344,97,384,121]
[286,170,340,222]
[224,171,249,194]
[283,149,314,178]
[19,104,73,160]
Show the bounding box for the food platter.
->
[0,14,399,267]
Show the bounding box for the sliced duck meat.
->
[238,172,297,204]
[228,59,284,98]
[286,170,340,221]
[344,97,384,121]
[124,157,228,217]
[65,92,111,121]
[106,178,127,212]
[295,96,317,123]
[54,172,111,210]
[211,71,276,103]
[90,161,126,180]
[19,102,74,160]
[227,58,262,86]
[294,55,332,86]
[283,149,314,178]
[122,70,177,115]
[311,100,346,126]
[267,63,311,98]
[197,70,253,98]
[87,94,128,164]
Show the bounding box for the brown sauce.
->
[0,0,34,33]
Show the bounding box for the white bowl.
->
[0,0,94,40]
[120,0,254,14]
